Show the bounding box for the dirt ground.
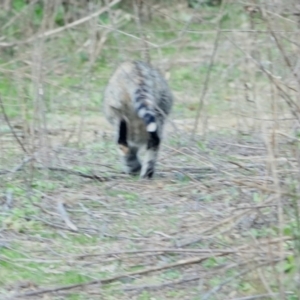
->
[1,112,296,300]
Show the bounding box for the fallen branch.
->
[8,236,292,298]
[75,248,254,259]
[0,163,118,182]
[39,166,110,182]
[123,274,202,291]
[231,179,296,197]
[8,252,230,298]
[57,202,78,232]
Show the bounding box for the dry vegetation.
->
[1,0,300,299]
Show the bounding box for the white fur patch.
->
[138,108,147,118]
[147,122,157,132]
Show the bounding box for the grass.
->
[0,0,300,299]
[0,1,254,120]
[2,131,297,298]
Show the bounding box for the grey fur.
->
[103,60,173,178]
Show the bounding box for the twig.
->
[40,166,116,182]
[97,24,158,48]
[1,0,40,31]
[261,8,300,87]
[230,292,292,300]
[226,36,300,123]
[176,209,291,247]
[9,235,292,299]
[227,160,253,172]
[191,5,224,139]
[202,258,282,300]
[4,189,13,210]
[123,274,201,291]
[57,202,78,232]
[0,163,117,182]
[250,235,275,299]
[0,0,123,48]
[0,156,33,175]
[0,96,28,154]
[231,179,296,197]
[8,252,230,298]
[75,248,258,260]
[176,206,254,247]
[23,216,78,232]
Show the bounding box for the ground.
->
[0,114,297,299]
[0,1,299,299]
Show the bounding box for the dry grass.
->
[1,0,300,299]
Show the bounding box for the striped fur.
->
[103,60,173,178]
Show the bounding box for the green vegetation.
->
[0,0,299,299]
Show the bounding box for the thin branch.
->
[230,292,293,300]
[0,96,28,154]
[226,36,300,123]
[123,274,201,291]
[57,202,78,232]
[202,258,282,300]
[191,5,225,139]
[261,7,300,86]
[0,0,123,48]
[8,252,231,298]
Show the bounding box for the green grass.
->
[0,1,253,119]
[1,1,299,299]
[0,247,91,286]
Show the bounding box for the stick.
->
[0,96,28,154]
[202,259,282,300]
[8,253,229,298]
[57,202,78,232]
[123,274,201,291]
